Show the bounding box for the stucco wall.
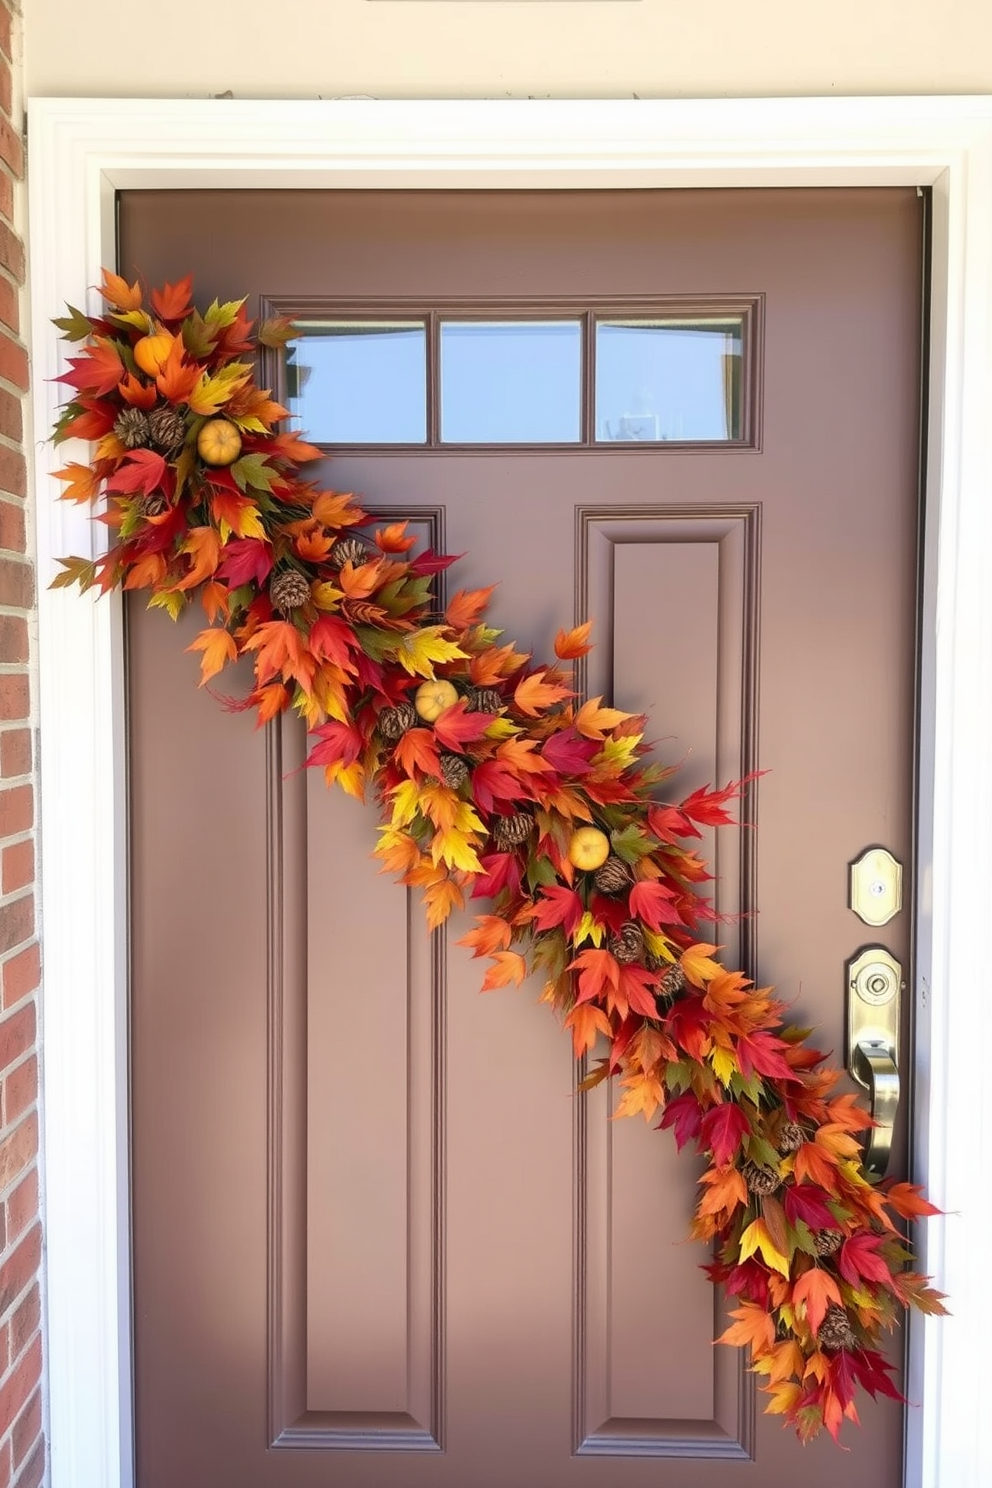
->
[24,0,992,101]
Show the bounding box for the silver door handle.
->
[846,947,903,1178]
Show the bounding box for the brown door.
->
[124,189,921,1486]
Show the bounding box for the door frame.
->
[26,96,992,1488]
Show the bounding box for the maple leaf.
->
[481,951,528,992]
[117,371,158,409]
[99,268,142,311]
[569,948,621,1005]
[679,779,747,828]
[763,1381,803,1417]
[304,718,363,770]
[56,336,125,397]
[309,614,360,671]
[838,1234,897,1291]
[783,1184,838,1231]
[739,1218,791,1278]
[446,585,497,630]
[882,1181,942,1220]
[628,879,682,932]
[574,696,630,739]
[792,1268,843,1335]
[313,490,367,529]
[540,728,598,776]
[243,619,316,691]
[717,1301,776,1355]
[174,527,222,591]
[458,915,513,958]
[614,1065,665,1122]
[658,1090,703,1149]
[794,1142,840,1189]
[390,626,468,679]
[700,1103,750,1166]
[554,620,594,660]
[471,759,529,813]
[528,885,583,938]
[393,727,442,779]
[188,362,253,416]
[513,670,573,717]
[737,1031,797,1083]
[54,463,102,505]
[563,1002,612,1056]
[217,537,273,589]
[253,682,290,725]
[433,699,494,751]
[150,275,194,322]
[105,449,168,498]
[53,304,95,342]
[186,627,238,684]
[680,943,724,986]
[696,1163,748,1219]
[209,485,267,542]
[617,963,659,1018]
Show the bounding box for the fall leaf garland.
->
[50,270,945,1445]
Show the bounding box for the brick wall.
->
[0,4,44,1486]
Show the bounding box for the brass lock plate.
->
[849,846,903,927]
[846,945,902,1086]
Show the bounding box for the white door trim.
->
[26,96,992,1488]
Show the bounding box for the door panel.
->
[124,188,920,1485]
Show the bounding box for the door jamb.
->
[27,96,992,1488]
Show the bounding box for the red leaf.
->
[309,614,361,671]
[472,760,531,814]
[648,803,700,843]
[658,1090,703,1151]
[393,728,443,780]
[540,727,598,776]
[679,779,747,828]
[471,852,522,900]
[617,963,659,1018]
[528,885,583,938]
[217,538,273,588]
[410,548,461,577]
[628,879,682,931]
[150,275,194,322]
[568,948,621,1004]
[56,337,125,397]
[433,698,495,752]
[783,1183,837,1231]
[700,1103,751,1166]
[838,1234,896,1291]
[105,448,168,497]
[304,720,363,771]
[736,1030,797,1083]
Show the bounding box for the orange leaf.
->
[568,948,621,1004]
[375,521,418,554]
[680,943,724,987]
[186,627,238,684]
[717,1301,776,1355]
[446,585,497,631]
[53,463,102,505]
[793,1141,839,1188]
[421,873,465,930]
[514,670,573,718]
[393,727,443,780]
[458,915,513,958]
[481,951,528,992]
[313,490,367,530]
[150,275,194,322]
[883,1181,942,1220]
[100,268,143,311]
[697,1163,748,1220]
[175,527,222,591]
[122,552,167,591]
[574,696,632,739]
[554,620,594,660]
[155,336,201,403]
[792,1268,842,1336]
[563,1002,612,1056]
[253,682,290,725]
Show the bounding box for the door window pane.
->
[595,319,744,442]
[440,321,582,443]
[286,322,427,444]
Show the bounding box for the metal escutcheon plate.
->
[849,846,903,927]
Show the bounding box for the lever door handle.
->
[850,1037,900,1177]
[846,947,903,1179]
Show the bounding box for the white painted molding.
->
[25,96,992,1488]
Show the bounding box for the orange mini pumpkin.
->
[133,333,174,377]
[196,418,243,468]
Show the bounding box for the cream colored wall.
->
[24,0,992,99]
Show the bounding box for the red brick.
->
[13,1436,42,1488]
[0,337,25,395]
[0,618,25,665]
[2,1057,34,1128]
[0,8,11,63]
[0,177,11,229]
[0,125,20,189]
[0,677,28,722]
[0,566,29,611]
[0,503,22,553]
[0,898,31,959]
[0,448,23,501]
[0,733,29,779]
[8,1284,38,1363]
[0,1115,33,1196]
[0,224,20,284]
[0,947,36,1010]
[0,1227,38,1318]
[0,1433,9,1488]
[0,1007,32,1077]
[11,1389,40,1470]
[0,281,15,339]
[0,394,19,445]
[0,1335,40,1440]
[0,788,29,838]
[0,843,30,895]
[5,1170,35,1244]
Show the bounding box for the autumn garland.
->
[50,271,944,1444]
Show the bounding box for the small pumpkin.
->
[414,678,459,723]
[567,826,611,872]
[196,418,243,468]
[133,333,174,377]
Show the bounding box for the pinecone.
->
[341,598,384,626]
[777,1121,806,1154]
[818,1305,857,1352]
[609,921,645,965]
[330,536,369,569]
[440,753,470,790]
[114,408,150,450]
[593,854,633,895]
[466,686,503,715]
[269,570,312,614]
[378,702,417,741]
[742,1160,782,1196]
[147,403,188,457]
[492,812,534,850]
[658,964,686,1000]
[812,1228,844,1258]
[645,950,665,974]
[139,492,169,518]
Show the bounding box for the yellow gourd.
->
[196,418,243,468]
[567,826,611,872]
[133,333,174,377]
[414,679,459,722]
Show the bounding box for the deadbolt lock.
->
[849,846,903,927]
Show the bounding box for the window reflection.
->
[595,319,744,442]
[440,321,582,444]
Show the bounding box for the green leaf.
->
[181,311,218,360]
[526,853,559,892]
[609,823,656,863]
[230,453,277,495]
[53,305,96,342]
[257,316,296,348]
[745,1133,782,1171]
[203,296,246,329]
[729,1070,765,1104]
[50,554,97,592]
[146,589,186,621]
[665,1059,694,1094]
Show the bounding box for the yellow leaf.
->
[390,626,469,679]
[738,1218,791,1279]
[763,1382,802,1416]
[324,759,365,799]
[594,734,641,770]
[643,927,676,961]
[187,363,253,416]
[680,943,724,986]
[574,910,604,947]
[312,581,345,611]
[710,1044,738,1088]
[388,779,422,829]
[147,588,185,621]
[431,826,484,875]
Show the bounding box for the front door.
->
[123,188,921,1486]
